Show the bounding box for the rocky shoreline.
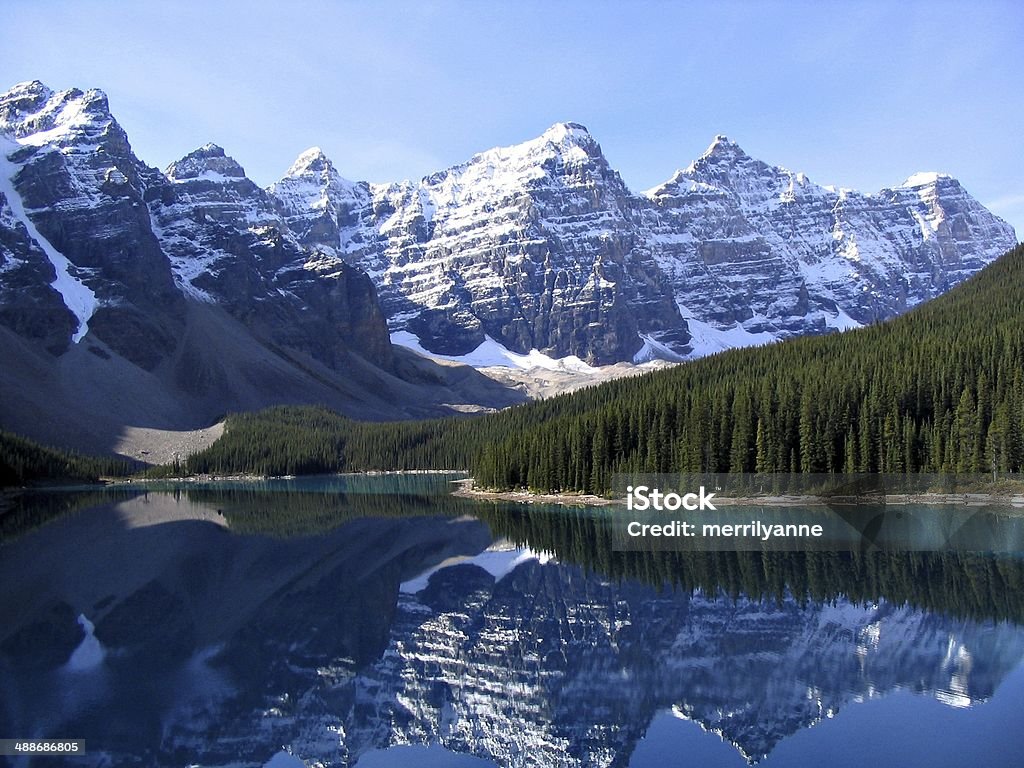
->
[13,474,1024,511]
[450,479,1024,508]
[450,478,618,507]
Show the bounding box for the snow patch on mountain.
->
[391,330,597,372]
[902,171,948,188]
[0,140,98,342]
[633,333,686,364]
[825,308,862,331]
[676,304,779,359]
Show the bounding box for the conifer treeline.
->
[0,430,134,487]
[186,244,1024,492]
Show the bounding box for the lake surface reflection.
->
[1,475,1023,767]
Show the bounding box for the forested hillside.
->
[473,241,1024,491]
[183,243,1024,493]
[0,431,134,487]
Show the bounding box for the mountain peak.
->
[538,122,600,157]
[542,121,592,142]
[0,81,54,130]
[443,121,605,186]
[3,80,54,102]
[166,143,246,181]
[645,135,759,197]
[195,142,227,157]
[286,146,335,177]
[0,81,114,145]
[901,171,954,189]
[701,134,748,161]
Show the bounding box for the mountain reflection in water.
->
[1,476,1023,767]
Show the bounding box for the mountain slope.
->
[646,137,1014,341]
[0,82,184,367]
[270,127,1016,364]
[183,242,1024,488]
[0,79,1017,459]
[0,82,524,457]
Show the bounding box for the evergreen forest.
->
[182,243,1024,493]
[0,430,135,487]
[4,243,1023,494]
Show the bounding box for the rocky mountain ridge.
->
[0,80,1018,455]
[271,124,1016,364]
[0,81,522,456]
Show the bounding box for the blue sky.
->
[3,0,1022,235]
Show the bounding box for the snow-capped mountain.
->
[0,81,392,371]
[0,78,1018,442]
[643,136,1015,348]
[153,141,394,369]
[0,80,184,366]
[271,126,1017,364]
[0,82,524,453]
[272,123,684,364]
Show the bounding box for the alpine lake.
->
[2,473,1024,767]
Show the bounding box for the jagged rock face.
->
[150,143,394,370]
[0,81,394,375]
[274,124,685,364]
[0,81,184,368]
[2,79,1017,374]
[644,137,1018,338]
[271,127,1017,364]
[269,147,369,251]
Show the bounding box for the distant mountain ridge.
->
[0,80,1017,455]
[2,79,1015,371]
[0,81,522,456]
[270,123,1017,364]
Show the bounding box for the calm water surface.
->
[1,475,1023,767]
